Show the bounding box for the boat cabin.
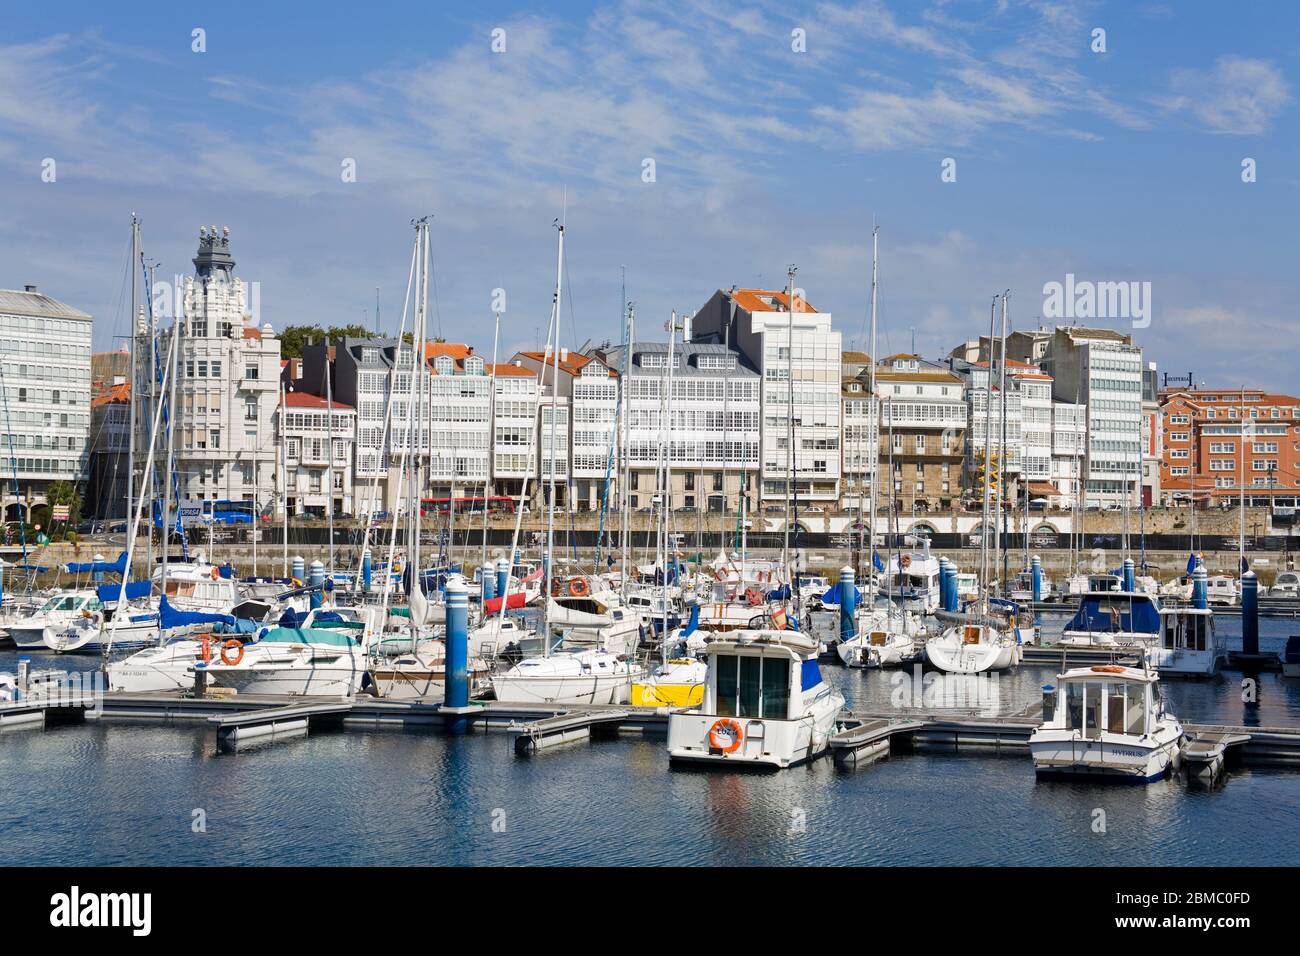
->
[1045,666,1155,738]
[700,631,822,724]
[1158,607,1214,653]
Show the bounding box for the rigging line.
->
[427,226,443,340]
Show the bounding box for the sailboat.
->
[926,293,1019,674]
[492,218,644,706]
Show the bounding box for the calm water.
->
[3,613,1300,867]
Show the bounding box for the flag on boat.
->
[1186,553,1198,575]
[1241,555,1250,573]
[770,605,789,630]
[872,550,885,573]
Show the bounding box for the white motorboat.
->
[925,620,1019,674]
[42,603,160,654]
[203,623,368,697]
[546,581,643,655]
[883,547,941,614]
[667,628,844,769]
[490,647,643,705]
[1147,606,1224,677]
[155,557,246,615]
[1030,664,1184,782]
[1271,571,1300,598]
[1008,569,1053,603]
[1204,575,1239,607]
[6,590,105,650]
[370,641,492,700]
[107,632,247,692]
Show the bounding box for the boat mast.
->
[619,302,634,599]
[127,214,138,582]
[480,310,500,576]
[325,350,335,574]
[979,297,996,608]
[541,220,565,656]
[1240,385,1247,577]
[782,266,797,583]
[280,378,288,579]
[867,227,880,598]
[996,291,1009,596]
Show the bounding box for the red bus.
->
[420,496,516,516]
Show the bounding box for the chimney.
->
[23,284,36,293]
[560,347,569,363]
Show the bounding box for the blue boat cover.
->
[800,659,823,691]
[64,551,128,575]
[278,607,306,628]
[680,603,700,638]
[766,584,791,601]
[213,618,259,635]
[97,581,151,603]
[1065,594,1160,635]
[818,585,864,607]
[159,594,235,631]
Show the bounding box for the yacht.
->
[545,582,643,655]
[1148,606,1223,677]
[1030,664,1184,782]
[203,621,369,697]
[1271,571,1300,598]
[7,590,105,650]
[925,619,1019,673]
[883,546,941,614]
[1008,569,1053,603]
[667,627,844,769]
[43,601,159,654]
[490,646,643,705]
[1058,576,1161,648]
[836,604,924,668]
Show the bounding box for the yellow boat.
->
[631,659,707,707]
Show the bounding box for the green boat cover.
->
[256,626,360,647]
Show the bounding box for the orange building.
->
[1158,387,1300,506]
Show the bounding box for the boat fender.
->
[1091,665,1125,674]
[708,718,744,753]
[211,566,220,581]
[220,640,244,666]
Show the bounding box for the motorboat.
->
[1008,569,1053,603]
[1204,575,1239,607]
[490,647,644,705]
[1271,571,1300,598]
[370,641,492,700]
[666,627,844,769]
[1029,664,1184,782]
[6,590,105,650]
[42,602,159,654]
[203,622,369,697]
[1058,582,1161,648]
[1147,606,1223,677]
[882,546,941,614]
[546,579,642,655]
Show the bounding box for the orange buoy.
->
[569,578,590,598]
[210,566,220,581]
[219,640,244,666]
[708,718,744,753]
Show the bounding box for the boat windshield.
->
[1064,680,1146,736]
[41,595,83,613]
[1164,614,1210,651]
[714,654,790,720]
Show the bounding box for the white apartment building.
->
[490,361,541,498]
[281,391,355,516]
[512,349,618,511]
[597,341,761,513]
[1050,401,1088,505]
[1039,327,1144,507]
[323,339,491,511]
[0,286,93,521]
[153,228,282,512]
[691,288,841,504]
[840,357,879,509]
[875,355,966,511]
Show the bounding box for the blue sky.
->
[2,1,1297,388]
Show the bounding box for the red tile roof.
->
[729,288,818,314]
[282,391,353,410]
[91,382,130,407]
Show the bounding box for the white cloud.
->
[1163,55,1291,135]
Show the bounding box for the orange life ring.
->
[210,566,220,581]
[708,718,744,753]
[569,578,590,598]
[1091,665,1125,674]
[219,640,244,666]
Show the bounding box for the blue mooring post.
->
[480,561,496,610]
[495,558,509,605]
[444,575,470,722]
[0,559,5,609]
[939,557,956,612]
[1122,557,1136,592]
[1192,563,1208,610]
[1242,570,1259,656]
[361,549,372,594]
[937,557,950,611]
[292,555,306,584]
[1031,555,1043,603]
[309,560,324,609]
[839,565,856,642]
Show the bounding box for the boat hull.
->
[1030,729,1184,783]
[925,635,1017,673]
[667,684,843,769]
[492,669,640,706]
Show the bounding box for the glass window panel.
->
[738,656,762,718]
[715,655,738,718]
[761,658,790,719]
[1125,686,1146,735]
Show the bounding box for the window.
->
[244,364,258,380]
[210,429,220,449]
[713,472,724,492]
[915,434,925,453]
[245,399,258,421]
[714,654,789,720]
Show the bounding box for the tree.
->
[280,324,381,358]
[46,480,82,527]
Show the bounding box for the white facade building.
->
[0,286,92,521]
[281,391,355,516]
[490,361,541,497]
[691,288,842,504]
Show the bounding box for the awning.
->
[1027,482,1058,497]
